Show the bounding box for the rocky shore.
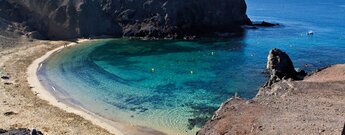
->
[1,36,345,135]
[198,49,345,135]
[1,1,343,134]
[0,0,251,39]
[0,128,43,135]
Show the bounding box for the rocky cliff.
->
[0,0,251,39]
[197,49,345,135]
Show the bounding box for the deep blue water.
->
[39,0,345,134]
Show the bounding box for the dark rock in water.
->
[243,25,258,29]
[266,48,297,79]
[0,0,252,39]
[188,117,210,130]
[252,21,279,27]
[264,48,307,87]
[186,103,219,130]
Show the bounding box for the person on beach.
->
[64,43,67,48]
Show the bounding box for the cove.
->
[37,0,345,134]
[38,38,266,135]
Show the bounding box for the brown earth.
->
[198,64,345,135]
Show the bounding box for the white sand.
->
[27,39,125,135]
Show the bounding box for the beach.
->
[0,39,114,135]
[2,38,345,135]
[1,38,171,135]
[27,39,128,135]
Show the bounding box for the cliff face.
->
[197,49,344,135]
[1,0,251,39]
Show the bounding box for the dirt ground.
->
[198,64,345,135]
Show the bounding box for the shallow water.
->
[38,0,345,134]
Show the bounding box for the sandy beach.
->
[0,38,169,135]
[26,39,125,135]
[0,39,115,135]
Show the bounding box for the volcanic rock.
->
[0,0,252,39]
[252,21,279,27]
[264,48,306,86]
[0,128,43,135]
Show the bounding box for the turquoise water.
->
[38,0,345,135]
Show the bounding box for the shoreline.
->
[27,39,125,135]
[7,38,345,135]
[0,40,114,134]
[26,39,167,135]
[198,53,345,134]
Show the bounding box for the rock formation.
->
[264,48,306,87]
[0,0,251,39]
[198,48,310,135]
[252,21,279,27]
[0,128,43,135]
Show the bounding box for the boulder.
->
[265,48,306,86]
[266,48,297,78]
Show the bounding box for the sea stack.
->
[197,48,307,135]
[266,48,297,78]
[264,48,306,86]
[0,0,251,39]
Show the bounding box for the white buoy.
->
[151,68,155,72]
